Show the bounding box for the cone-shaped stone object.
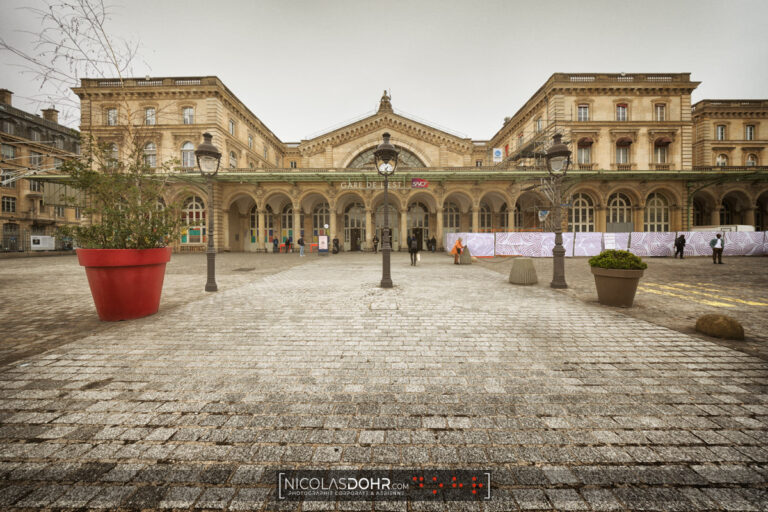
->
[460,245,472,265]
[509,257,538,285]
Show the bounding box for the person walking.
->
[430,235,437,253]
[409,234,419,266]
[273,237,279,254]
[297,236,305,257]
[710,233,725,264]
[451,237,463,265]
[372,234,379,253]
[674,234,686,259]
[286,236,292,254]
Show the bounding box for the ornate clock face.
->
[379,162,393,174]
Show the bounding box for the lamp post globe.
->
[373,133,399,289]
[545,133,571,289]
[195,132,222,292]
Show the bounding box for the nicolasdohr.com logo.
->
[276,470,491,501]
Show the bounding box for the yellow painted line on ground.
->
[637,286,737,307]
[692,283,768,304]
[647,282,768,307]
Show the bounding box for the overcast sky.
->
[2,0,767,142]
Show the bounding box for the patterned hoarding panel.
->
[629,232,676,257]
[563,233,574,257]
[677,232,715,257]
[464,233,495,257]
[494,232,517,256]
[724,231,766,256]
[574,232,603,257]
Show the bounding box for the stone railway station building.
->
[61,73,768,251]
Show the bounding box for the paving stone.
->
[157,485,203,508]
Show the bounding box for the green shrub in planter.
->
[589,250,647,270]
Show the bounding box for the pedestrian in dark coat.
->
[710,233,725,264]
[409,235,419,266]
[273,237,279,253]
[674,234,686,259]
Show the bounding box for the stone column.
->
[257,209,266,251]
[436,207,444,250]
[711,207,721,226]
[293,205,301,241]
[330,206,337,243]
[471,207,479,232]
[365,208,373,250]
[400,209,408,250]
[508,208,515,231]
[596,206,607,232]
[634,206,644,232]
[744,206,756,228]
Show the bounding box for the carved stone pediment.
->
[648,129,678,142]
[609,129,638,143]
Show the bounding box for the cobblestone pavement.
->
[1,252,767,511]
[476,256,768,361]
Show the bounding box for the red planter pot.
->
[76,247,172,321]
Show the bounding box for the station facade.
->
[71,73,768,252]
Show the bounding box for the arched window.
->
[479,202,492,232]
[746,154,758,167]
[313,202,330,238]
[514,204,522,229]
[607,193,632,225]
[376,201,399,246]
[344,202,365,243]
[443,202,460,233]
[181,196,205,244]
[143,142,156,168]
[644,192,669,232]
[500,203,509,230]
[281,204,293,232]
[716,154,728,167]
[229,151,237,169]
[720,201,733,225]
[408,202,429,240]
[250,205,258,230]
[693,198,706,226]
[568,193,594,232]
[181,142,195,168]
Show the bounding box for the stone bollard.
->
[695,314,745,340]
[460,245,472,265]
[509,257,538,285]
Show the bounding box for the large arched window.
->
[514,204,522,229]
[693,199,706,226]
[313,202,330,238]
[716,154,728,167]
[182,196,205,244]
[568,193,595,232]
[143,142,156,168]
[607,193,632,225]
[347,146,426,168]
[478,202,492,232]
[344,202,365,243]
[181,141,195,168]
[281,204,293,233]
[644,192,669,232]
[746,154,758,167]
[443,202,460,233]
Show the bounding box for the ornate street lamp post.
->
[545,133,571,289]
[195,132,222,292]
[373,132,399,288]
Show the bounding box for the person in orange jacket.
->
[451,237,463,265]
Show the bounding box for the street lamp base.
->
[380,278,393,289]
[550,281,568,289]
[205,282,218,292]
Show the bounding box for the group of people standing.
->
[272,236,305,256]
[674,233,726,264]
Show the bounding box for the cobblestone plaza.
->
[1,253,767,510]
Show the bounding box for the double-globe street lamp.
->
[195,132,222,292]
[373,132,399,289]
[545,133,572,289]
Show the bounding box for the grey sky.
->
[2,0,767,142]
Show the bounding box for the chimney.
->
[42,107,59,124]
[0,89,12,105]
